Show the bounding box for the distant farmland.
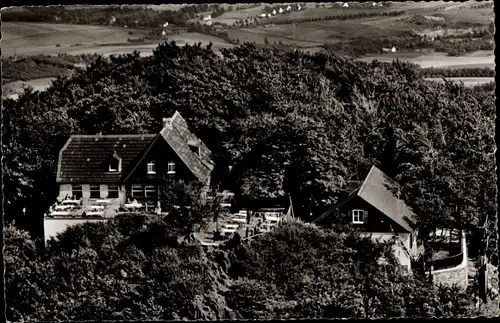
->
[424,77,494,87]
[2,22,232,57]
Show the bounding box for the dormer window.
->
[109,151,122,172]
[167,162,176,174]
[147,161,156,174]
[352,209,367,224]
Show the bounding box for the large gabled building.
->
[45,111,213,241]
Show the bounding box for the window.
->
[145,185,158,198]
[168,162,176,174]
[352,209,366,224]
[109,159,120,172]
[131,184,144,198]
[147,161,156,174]
[90,184,100,199]
[72,184,83,199]
[108,185,119,198]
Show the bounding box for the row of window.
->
[146,161,176,174]
[131,184,158,198]
[72,184,119,199]
[71,184,160,199]
[109,160,176,174]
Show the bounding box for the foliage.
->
[5,217,234,321]
[324,35,494,58]
[5,220,479,321]
[2,41,495,261]
[419,67,495,78]
[2,54,98,84]
[1,4,220,27]
[157,177,223,240]
[224,222,477,319]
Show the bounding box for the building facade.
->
[50,111,213,220]
[316,166,419,271]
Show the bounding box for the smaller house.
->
[259,13,267,18]
[162,30,167,36]
[267,13,272,18]
[343,3,349,8]
[163,22,169,27]
[279,7,284,14]
[272,9,277,15]
[315,166,419,271]
[287,5,292,11]
[202,14,212,21]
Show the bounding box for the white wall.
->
[44,218,109,242]
[59,184,71,199]
[361,232,412,269]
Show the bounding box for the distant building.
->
[272,9,277,15]
[267,13,272,18]
[260,13,267,18]
[109,16,116,24]
[392,46,397,52]
[206,20,213,26]
[279,7,284,13]
[297,4,302,10]
[162,30,167,36]
[202,14,212,21]
[343,3,349,8]
[286,5,292,11]
[163,22,169,27]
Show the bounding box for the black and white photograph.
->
[1,1,497,321]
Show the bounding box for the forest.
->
[4,213,484,320]
[1,4,221,27]
[2,42,497,319]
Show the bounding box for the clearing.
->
[357,50,495,69]
[2,77,57,100]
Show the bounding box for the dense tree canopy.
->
[2,41,496,260]
[5,217,480,321]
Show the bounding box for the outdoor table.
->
[96,199,111,205]
[124,203,143,208]
[87,211,105,217]
[50,210,71,217]
[54,205,72,210]
[62,200,81,205]
[88,205,105,210]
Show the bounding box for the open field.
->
[2,77,57,100]
[210,4,268,25]
[424,77,494,87]
[3,22,233,57]
[357,50,495,69]
[2,22,153,57]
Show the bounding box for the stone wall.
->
[431,230,468,290]
[432,265,468,290]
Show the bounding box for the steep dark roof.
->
[313,166,417,233]
[357,166,417,233]
[57,111,214,184]
[159,111,213,184]
[57,134,156,183]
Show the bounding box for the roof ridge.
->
[357,165,376,197]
